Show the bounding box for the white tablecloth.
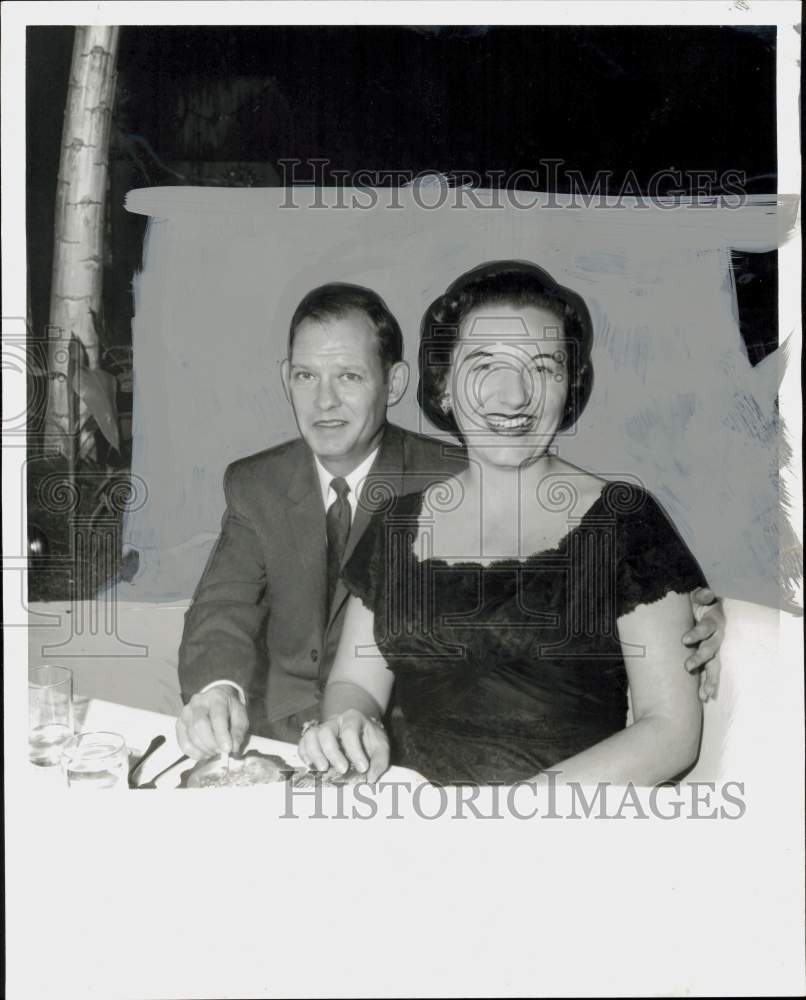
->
[83,697,305,788]
[31,696,423,790]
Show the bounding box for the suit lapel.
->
[326,425,406,631]
[283,448,327,636]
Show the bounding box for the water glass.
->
[61,732,129,790]
[29,665,74,766]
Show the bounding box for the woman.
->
[299,261,707,786]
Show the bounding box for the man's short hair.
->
[289,283,404,374]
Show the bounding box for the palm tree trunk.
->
[45,26,120,458]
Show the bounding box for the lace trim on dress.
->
[342,481,707,621]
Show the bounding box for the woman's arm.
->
[323,595,395,717]
[533,591,703,786]
[298,595,395,780]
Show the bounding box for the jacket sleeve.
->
[177,463,269,703]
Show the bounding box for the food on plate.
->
[183,751,291,788]
[180,750,369,789]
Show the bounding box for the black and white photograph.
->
[3,2,803,997]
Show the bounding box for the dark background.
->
[26,24,779,386]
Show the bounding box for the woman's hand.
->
[298,709,390,783]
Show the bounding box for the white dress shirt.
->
[313,445,380,523]
[200,445,381,708]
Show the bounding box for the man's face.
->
[282,310,408,476]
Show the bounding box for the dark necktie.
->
[326,477,351,607]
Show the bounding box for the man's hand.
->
[298,709,390,783]
[176,687,250,760]
[683,587,726,702]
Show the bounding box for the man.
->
[177,282,724,759]
[177,283,465,757]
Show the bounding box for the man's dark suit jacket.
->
[178,423,465,728]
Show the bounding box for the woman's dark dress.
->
[342,480,707,785]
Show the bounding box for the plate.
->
[290,765,369,788]
[179,749,297,788]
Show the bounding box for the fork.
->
[127,735,166,788]
[133,752,189,790]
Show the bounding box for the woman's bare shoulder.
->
[544,460,608,515]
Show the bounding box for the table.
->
[84,697,305,787]
[31,697,423,789]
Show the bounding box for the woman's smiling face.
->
[450,303,569,469]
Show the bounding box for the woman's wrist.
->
[322,680,384,723]
[322,708,384,729]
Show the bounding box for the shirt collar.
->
[313,445,381,510]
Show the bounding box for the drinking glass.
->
[29,665,74,766]
[60,732,129,790]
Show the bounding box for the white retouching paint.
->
[121,188,799,612]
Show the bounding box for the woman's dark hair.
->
[289,282,403,375]
[417,260,594,436]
